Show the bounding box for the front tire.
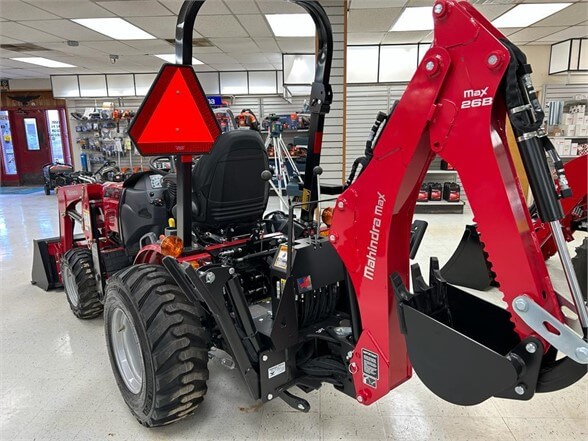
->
[104,264,209,427]
[61,248,102,319]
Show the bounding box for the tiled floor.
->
[0,191,586,441]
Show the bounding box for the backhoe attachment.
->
[330,0,587,406]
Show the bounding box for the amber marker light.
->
[321,207,333,227]
[161,235,183,258]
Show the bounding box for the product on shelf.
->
[443,182,461,202]
[440,160,455,170]
[418,183,429,202]
[428,182,443,201]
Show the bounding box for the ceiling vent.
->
[0,43,50,52]
[164,38,213,47]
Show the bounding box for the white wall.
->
[5,78,51,91]
[521,44,588,90]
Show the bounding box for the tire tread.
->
[107,265,208,427]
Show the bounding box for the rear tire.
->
[572,237,587,301]
[61,248,102,319]
[104,264,209,427]
[44,184,50,195]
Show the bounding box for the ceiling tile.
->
[0,1,59,20]
[350,0,407,8]
[1,68,48,78]
[224,0,259,15]
[348,8,402,33]
[228,52,269,63]
[382,30,430,44]
[509,26,568,43]
[0,36,24,45]
[475,4,515,22]
[18,20,112,42]
[210,63,244,71]
[192,46,223,54]
[123,39,175,52]
[30,1,115,19]
[501,27,523,37]
[196,53,238,64]
[96,1,172,17]
[157,0,232,15]
[199,0,232,15]
[194,15,248,37]
[237,14,273,37]
[255,0,303,14]
[276,37,314,53]
[210,37,260,53]
[265,53,282,63]
[348,33,385,45]
[80,41,141,56]
[127,16,179,39]
[534,3,587,27]
[0,22,62,43]
[253,37,280,52]
[242,63,274,70]
[536,25,588,42]
[193,65,216,72]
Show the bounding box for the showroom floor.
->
[0,190,586,441]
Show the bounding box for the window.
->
[24,118,40,151]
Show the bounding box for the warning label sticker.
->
[362,349,379,389]
[268,361,286,379]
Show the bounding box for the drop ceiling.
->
[0,0,586,79]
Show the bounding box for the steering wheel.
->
[149,156,175,176]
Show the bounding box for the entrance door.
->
[11,110,52,185]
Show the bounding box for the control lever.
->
[313,166,323,244]
[261,170,289,211]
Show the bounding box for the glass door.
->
[0,110,18,184]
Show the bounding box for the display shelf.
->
[425,170,457,174]
[415,200,464,214]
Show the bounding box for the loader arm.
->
[330,0,586,405]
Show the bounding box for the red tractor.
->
[32,0,587,429]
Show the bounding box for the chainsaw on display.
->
[32,0,587,428]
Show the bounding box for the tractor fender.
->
[134,243,164,265]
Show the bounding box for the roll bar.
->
[173,1,333,240]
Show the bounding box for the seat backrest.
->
[192,130,269,230]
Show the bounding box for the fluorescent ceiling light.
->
[11,57,76,68]
[265,14,315,37]
[492,3,572,28]
[72,18,155,40]
[154,54,203,65]
[390,7,433,32]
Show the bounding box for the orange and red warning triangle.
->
[129,64,221,156]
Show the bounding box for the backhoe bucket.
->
[31,237,62,291]
[393,258,587,405]
[440,224,495,290]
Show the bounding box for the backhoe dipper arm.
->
[330,0,582,405]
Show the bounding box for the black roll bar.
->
[172,1,334,244]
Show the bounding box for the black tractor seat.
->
[191,130,269,235]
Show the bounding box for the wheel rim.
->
[110,307,145,394]
[62,262,79,307]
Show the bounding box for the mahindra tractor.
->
[31,0,588,429]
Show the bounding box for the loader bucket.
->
[440,224,495,290]
[31,237,62,291]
